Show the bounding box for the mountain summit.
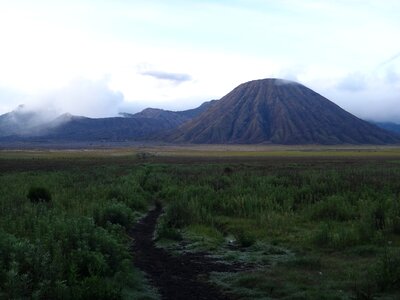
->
[170,78,399,144]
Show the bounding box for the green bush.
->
[210,175,231,191]
[234,229,256,248]
[94,202,135,229]
[156,222,182,241]
[163,199,195,228]
[27,186,52,203]
[311,222,361,249]
[107,188,127,202]
[106,188,147,211]
[309,196,354,221]
[388,198,400,234]
[312,222,331,247]
[392,216,400,235]
[373,248,400,291]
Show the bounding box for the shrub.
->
[312,222,361,249]
[392,216,400,235]
[312,222,331,247]
[163,200,195,228]
[372,248,400,291]
[156,222,182,241]
[27,186,52,203]
[107,189,126,202]
[234,229,256,248]
[309,196,354,221]
[223,166,233,175]
[210,175,231,191]
[95,202,135,229]
[161,193,215,232]
[106,188,147,211]
[388,198,400,234]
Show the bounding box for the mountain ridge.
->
[0,79,398,145]
[0,100,217,142]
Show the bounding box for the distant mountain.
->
[0,101,216,142]
[42,116,171,141]
[122,100,217,126]
[169,79,399,144]
[374,122,400,134]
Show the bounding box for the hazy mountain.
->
[374,122,400,134]
[0,101,216,142]
[0,105,57,137]
[169,79,399,144]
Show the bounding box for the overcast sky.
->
[0,0,399,121]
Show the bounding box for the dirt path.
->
[130,204,237,300]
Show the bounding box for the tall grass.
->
[157,162,400,298]
[159,163,400,246]
[0,163,157,299]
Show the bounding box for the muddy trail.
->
[130,204,240,300]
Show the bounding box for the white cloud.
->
[336,73,367,92]
[40,78,124,118]
[0,86,26,115]
[139,70,192,84]
[316,62,400,122]
[1,78,125,118]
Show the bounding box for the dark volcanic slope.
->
[375,122,400,134]
[170,79,399,144]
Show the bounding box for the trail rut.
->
[130,204,237,300]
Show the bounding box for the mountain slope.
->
[44,116,170,141]
[170,79,399,144]
[176,100,217,119]
[374,122,400,134]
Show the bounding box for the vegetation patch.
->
[27,186,52,203]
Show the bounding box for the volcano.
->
[169,79,399,144]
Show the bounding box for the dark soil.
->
[130,204,239,300]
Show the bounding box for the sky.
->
[0,0,399,122]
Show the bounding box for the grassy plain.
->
[1,145,400,299]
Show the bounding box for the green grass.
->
[1,150,400,299]
[0,159,159,299]
[154,160,400,299]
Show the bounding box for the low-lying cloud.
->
[323,62,400,123]
[1,78,127,121]
[336,72,367,92]
[42,78,124,118]
[0,78,133,136]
